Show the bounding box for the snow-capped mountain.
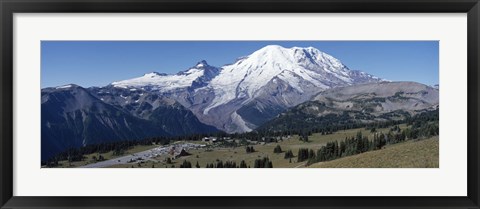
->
[106,45,383,133]
[204,45,381,114]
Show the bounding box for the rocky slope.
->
[258,82,439,132]
[41,84,217,161]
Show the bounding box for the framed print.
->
[1,0,479,208]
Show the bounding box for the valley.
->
[48,122,438,168]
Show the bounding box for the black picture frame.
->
[1,0,479,208]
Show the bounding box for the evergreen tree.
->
[246,146,255,153]
[299,133,309,142]
[180,160,192,168]
[297,148,310,162]
[240,160,248,168]
[273,145,282,153]
[284,150,294,159]
[254,157,273,168]
[216,161,224,168]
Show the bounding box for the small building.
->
[202,136,219,142]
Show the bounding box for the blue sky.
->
[41,41,439,88]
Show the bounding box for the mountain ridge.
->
[257,81,439,132]
[41,85,218,161]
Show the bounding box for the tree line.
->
[195,158,272,168]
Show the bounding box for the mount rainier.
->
[109,45,383,133]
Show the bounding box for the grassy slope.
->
[308,136,439,168]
